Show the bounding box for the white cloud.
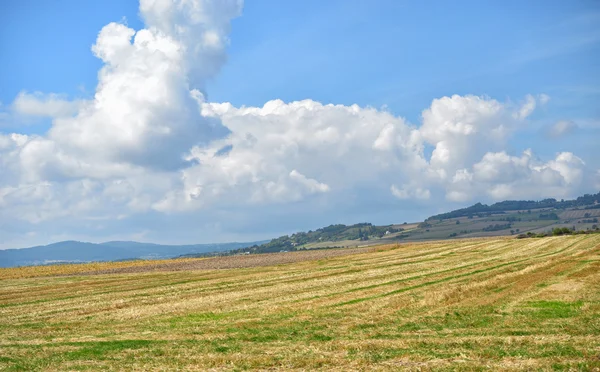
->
[514,94,537,120]
[289,170,330,194]
[2,90,594,231]
[391,185,430,200]
[6,0,242,191]
[420,95,519,178]
[1,0,242,227]
[445,149,587,201]
[12,92,83,118]
[545,120,578,138]
[154,99,427,211]
[139,0,242,85]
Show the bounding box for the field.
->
[1,235,600,371]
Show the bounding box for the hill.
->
[1,235,598,370]
[236,192,600,254]
[426,192,600,221]
[230,223,407,254]
[0,240,267,268]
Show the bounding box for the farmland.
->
[1,235,600,371]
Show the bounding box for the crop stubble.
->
[1,235,599,371]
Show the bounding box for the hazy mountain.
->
[0,240,267,268]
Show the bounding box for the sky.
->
[0,0,599,249]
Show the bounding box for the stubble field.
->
[1,235,599,371]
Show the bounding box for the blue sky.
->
[3,1,599,121]
[0,0,599,248]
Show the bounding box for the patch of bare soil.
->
[76,247,377,275]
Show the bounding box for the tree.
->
[456,220,460,225]
[552,227,572,236]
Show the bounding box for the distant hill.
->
[0,240,267,268]
[230,223,407,254]
[426,192,600,221]
[232,192,600,254]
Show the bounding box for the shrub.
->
[552,227,572,236]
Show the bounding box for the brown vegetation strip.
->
[76,246,379,275]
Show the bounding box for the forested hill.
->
[232,223,404,254]
[234,192,600,255]
[427,192,600,221]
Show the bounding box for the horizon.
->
[1,0,599,249]
[3,191,599,251]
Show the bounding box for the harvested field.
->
[0,247,379,280]
[1,235,600,371]
[560,209,600,219]
[77,246,379,275]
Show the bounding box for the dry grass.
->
[1,235,600,371]
[0,246,383,280]
[0,257,204,280]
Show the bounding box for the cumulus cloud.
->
[153,99,426,211]
[545,120,578,138]
[419,94,547,180]
[42,2,239,172]
[1,90,594,230]
[446,150,586,201]
[1,0,241,225]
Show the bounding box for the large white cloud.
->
[152,99,427,211]
[16,0,241,180]
[1,92,594,227]
[1,0,242,232]
[419,94,550,180]
[446,150,586,202]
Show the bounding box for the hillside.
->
[236,192,600,254]
[1,235,599,370]
[426,192,600,221]
[232,223,407,254]
[0,240,267,268]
